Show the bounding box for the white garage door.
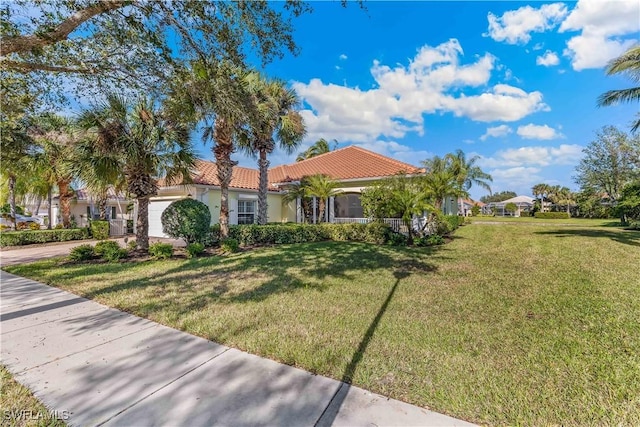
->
[148,200,173,238]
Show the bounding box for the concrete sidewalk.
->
[0,271,475,427]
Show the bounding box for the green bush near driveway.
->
[0,228,90,247]
[68,244,95,261]
[161,199,211,245]
[90,220,110,240]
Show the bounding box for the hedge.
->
[209,222,392,247]
[534,212,570,219]
[0,228,90,247]
[90,220,110,240]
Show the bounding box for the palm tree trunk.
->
[318,199,326,223]
[47,187,52,229]
[98,195,108,220]
[58,180,72,228]
[8,174,16,230]
[137,196,150,250]
[34,197,42,219]
[257,148,269,225]
[214,118,236,239]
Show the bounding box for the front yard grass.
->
[0,366,66,426]
[5,223,640,426]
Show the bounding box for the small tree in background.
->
[161,199,211,245]
[505,202,518,216]
[471,204,481,216]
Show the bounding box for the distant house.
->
[486,196,535,217]
[149,146,423,237]
[52,188,131,234]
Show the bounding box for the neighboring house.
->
[149,146,423,237]
[486,195,535,217]
[52,188,131,234]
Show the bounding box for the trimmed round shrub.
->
[149,242,174,259]
[69,244,95,261]
[161,199,211,245]
[126,239,138,251]
[94,240,126,262]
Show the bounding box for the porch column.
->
[296,197,302,223]
[329,196,335,223]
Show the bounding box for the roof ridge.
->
[348,145,421,172]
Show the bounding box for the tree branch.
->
[0,58,94,74]
[0,0,129,56]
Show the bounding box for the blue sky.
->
[214,0,639,200]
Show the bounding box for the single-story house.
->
[149,146,423,237]
[486,195,535,217]
[52,188,131,234]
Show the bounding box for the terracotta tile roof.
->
[55,188,128,201]
[268,146,422,183]
[162,146,423,190]
[192,160,278,192]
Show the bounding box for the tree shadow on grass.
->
[534,228,640,247]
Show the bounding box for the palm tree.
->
[532,183,552,212]
[446,149,492,213]
[169,60,254,239]
[420,155,464,212]
[304,174,341,223]
[282,179,311,223]
[0,118,34,229]
[383,175,433,244]
[245,73,306,224]
[77,94,195,251]
[598,45,640,132]
[296,138,333,162]
[550,186,575,216]
[30,114,78,228]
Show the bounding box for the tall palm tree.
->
[598,45,640,132]
[549,186,575,215]
[30,114,78,228]
[168,60,254,239]
[296,138,333,162]
[304,174,341,223]
[245,73,306,224]
[77,94,195,251]
[532,183,552,212]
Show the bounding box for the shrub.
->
[625,221,640,230]
[534,212,570,219]
[186,242,205,258]
[149,242,174,259]
[93,240,126,262]
[16,222,29,230]
[90,220,110,240]
[126,239,138,251]
[220,238,239,254]
[28,222,41,230]
[68,244,95,261]
[471,205,480,216]
[387,232,407,246]
[55,223,64,229]
[0,228,90,247]
[161,199,211,245]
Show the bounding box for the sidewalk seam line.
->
[18,323,158,373]
[1,307,105,335]
[94,347,231,427]
[313,381,346,427]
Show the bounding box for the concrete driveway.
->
[0,237,184,266]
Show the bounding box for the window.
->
[111,206,117,220]
[333,194,364,218]
[238,200,256,224]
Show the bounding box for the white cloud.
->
[293,39,549,144]
[480,125,512,141]
[479,144,583,168]
[339,54,348,60]
[533,43,544,51]
[536,50,560,67]
[485,3,568,44]
[489,166,543,187]
[559,0,640,70]
[517,124,563,140]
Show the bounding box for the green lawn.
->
[0,366,67,427]
[470,216,622,226]
[5,223,640,426]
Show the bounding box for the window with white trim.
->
[238,200,256,224]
